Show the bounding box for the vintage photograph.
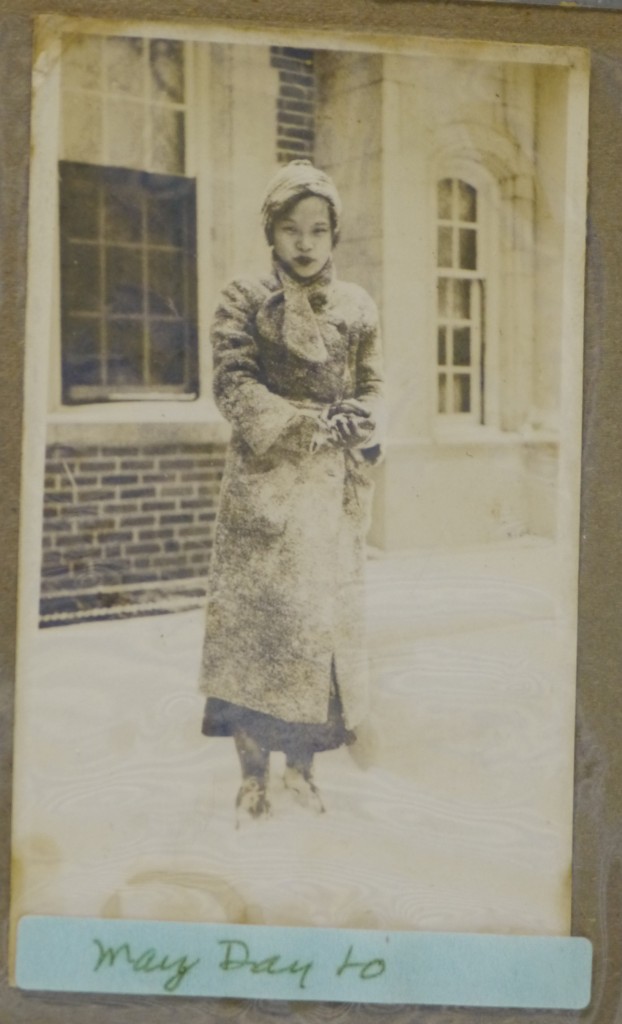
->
[11,16,588,948]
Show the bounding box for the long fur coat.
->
[199,263,384,729]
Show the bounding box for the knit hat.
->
[261,159,342,244]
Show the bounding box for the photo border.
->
[1,0,621,1020]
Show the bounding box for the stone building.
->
[33,30,575,625]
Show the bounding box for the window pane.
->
[438,373,447,414]
[458,181,477,222]
[62,92,103,164]
[105,37,144,97]
[437,227,453,269]
[61,34,102,92]
[459,228,477,270]
[150,107,185,175]
[435,180,482,419]
[454,374,471,413]
[452,279,471,319]
[107,99,146,169]
[105,246,143,314]
[63,318,102,391]
[149,321,187,386]
[438,278,450,318]
[184,253,198,317]
[62,244,101,313]
[60,165,100,239]
[453,327,471,367]
[437,179,452,220]
[105,189,143,244]
[148,250,185,316]
[60,162,198,401]
[107,319,145,386]
[150,40,185,104]
[147,194,186,247]
[437,327,447,366]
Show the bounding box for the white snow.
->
[12,538,575,936]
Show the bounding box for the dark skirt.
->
[202,662,355,754]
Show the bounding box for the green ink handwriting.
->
[218,939,314,990]
[336,945,386,980]
[92,939,200,992]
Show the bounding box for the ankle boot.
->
[235,775,271,823]
[283,756,325,814]
[234,730,271,824]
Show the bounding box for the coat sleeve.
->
[211,279,318,457]
[353,292,386,460]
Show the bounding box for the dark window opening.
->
[59,161,198,404]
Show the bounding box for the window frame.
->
[58,160,200,404]
[47,29,217,424]
[436,177,484,424]
[60,35,190,176]
[430,160,502,440]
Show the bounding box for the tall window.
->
[59,34,198,403]
[436,178,485,423]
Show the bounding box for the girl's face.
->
[272,195,334,279]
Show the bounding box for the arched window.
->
[435,177,485,424]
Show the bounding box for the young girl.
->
[200,160,384,822]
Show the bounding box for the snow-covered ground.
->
[12,538,576,936]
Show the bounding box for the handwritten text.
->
[92,939,200,992]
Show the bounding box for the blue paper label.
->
[16,916,592,1008]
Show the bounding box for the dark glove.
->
[330,398,374,422]
[326,411,375,448]
[326,400,375,449]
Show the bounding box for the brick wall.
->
[270,47,315,164]
[41,442,226,626]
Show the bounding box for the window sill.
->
[46,399,231,447]
[431,425,559,447]
[387,427,560,452]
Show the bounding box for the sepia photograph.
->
[11,15,589,962]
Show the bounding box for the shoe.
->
[283,765,325,813]
[235,777,271,826]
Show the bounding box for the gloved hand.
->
[325,399,375,449]
[310,400,376,452]
[326,411,375,448]
[330,398,374,421]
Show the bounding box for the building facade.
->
[38,32,570,624]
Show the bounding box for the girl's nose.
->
[297,236,313,251]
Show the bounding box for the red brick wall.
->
[41,442,226,626]
[270,47,315,164]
